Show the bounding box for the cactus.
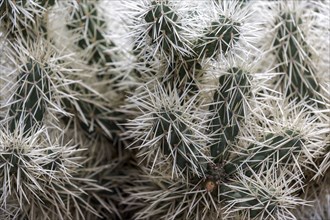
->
[126,82,211,177]
[124,1,329,219]
[66,0,115,67]
[0,0,329,219]
[0,0,55,40]
[220,166,306,219]
[224,130,304,176]
[209,67,251,163]
[125,165,222,220]
[0,123,98,219]
[8,61,50,136]
[272,10,321,104]
[143,0,185,57]
[194,16,240,59]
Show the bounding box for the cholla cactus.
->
[126,164,222,220]
[271,4,322,104]
[0,0,329,219]
[256,1,330,105]
[209,65,252,163]
[124,1,329,219]
[66,0,115,67]
[126,80,212,178]
[221,165,307,219]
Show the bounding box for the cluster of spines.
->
[0,68,96,218]
[263,3,330,215]
[153,108,208,175]
[0,0,55,40]
[220,166,306,219]
[140,0,197,95]
[126,1,330,219]
[144,1,182,54]
[129,0,205,176]
[129,0,245,174]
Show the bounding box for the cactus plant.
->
[209,67,251,163]
[66,0,115,67]
[272,9,321,104]
[0,0,329,219]
[8,60,50,135]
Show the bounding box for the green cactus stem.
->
[220,184,277,218]
[144,1,183,55]
[273,11,321,104]
[153,110,206,174]
[194,16,240,59]
[9,61,50,136]
[0,149,30,174]
[209,67,251,163]
[67,1,115,66]
[224,130,304,176]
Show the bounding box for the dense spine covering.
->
[66,0,115,66]
[0,0,55,40]
[224,130,304,176]
[272,10,321,104]
[209,67,251,162]
[8,61,50,135]
[0,42,101,219]
[220,166,306,219]
[0,0,329,219]
[194,15,240,59]
[144,1,183,56]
